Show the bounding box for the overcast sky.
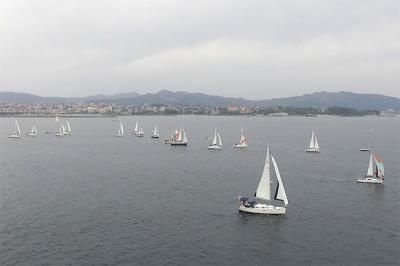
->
[0,0,399,99]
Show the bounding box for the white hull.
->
[26,133,37,137]
[115,134,123,137]
[360,148,370,151]
[305,148,320,153]
[208,145,222,150]
[356,177,383,184]
[233,143,247,148]
[55,133,64,137]
[8,134,21,138]
[151,135,159,138]
[134,133,144,137]
[63,132,71,136]
[238,204,286,215]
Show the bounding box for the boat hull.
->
[8,134,21,138]
[356,178,383,184]
[305,148,320,153]
[114,134,123,137]
[55,133,65,137]
[171,142,187,146]
[151,135,159,138]
[26,133,37,137]
[208,145,222,150]
[233,143,247,148]
[360,148,370,151]
[238,205,286,215]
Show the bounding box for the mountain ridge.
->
[0,90,399,111]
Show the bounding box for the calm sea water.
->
[1,116,399,265]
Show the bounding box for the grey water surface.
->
[1,116,399,265]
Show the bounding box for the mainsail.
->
[256,145,271,201]
[366,153,374,177]
[15,120,21,135]
[373,153,384,179]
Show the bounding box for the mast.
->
[256,145,271,201]
[272,155,288,206]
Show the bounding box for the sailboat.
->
[64,121,71,135]
[357,152,384,184]
[26,124,38,137]
[135,127,144,137]
[171,126,188,146]
[208,129,223,150]
[132,120,139,134]
[115,122,124,137]
[165,130,174,144]
[151,125,159,138]
[305,131,320,152]
[55,122,65,137]
[233,125,248,148]
[8,120,21,138]
[55,115,59,122]
[238,145,288,215]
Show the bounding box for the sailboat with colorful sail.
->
[357,152,384,184]
[233,125,248,148]
[305,131,320,152]
[208,129,222,150]
[170,126,188,146]
[238,145,288,215]
[26,124,38,137]
[8,120,21,138]
[115,122,124,137]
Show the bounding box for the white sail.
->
[313,132,320,150]
[55,116,59,122]
[366,153,374,177]
[154,125,158,136]
[33,125,37,134]
[120,122,124,135]
[309,131,315,149]
[271,155,288,206]
[134,121,139,132]
[256,145,271,201]
[182,128,188,143]
[58,123,63,134]
[177,127,183,141]
[15,120,21,135]
[217,133,222,147]
[66,121,71,133]
[212,129,218,145]
[61,122,66,133]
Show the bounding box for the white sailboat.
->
[305,131,320,152]
[55,122,65,137]
[233,125,248,148]
[171,126,188,146]
[55,115,59,122]
[238,145,288,215]
[357,152,384,184]
[115,122,124,137]
[208,129,223,150]
[151,125,159,138]
[132,120,139,134]
[8,120,21,138]
[64,121,71,135]
[165,130,174,144]
[135,127,144,137]
[26,124,38,137]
